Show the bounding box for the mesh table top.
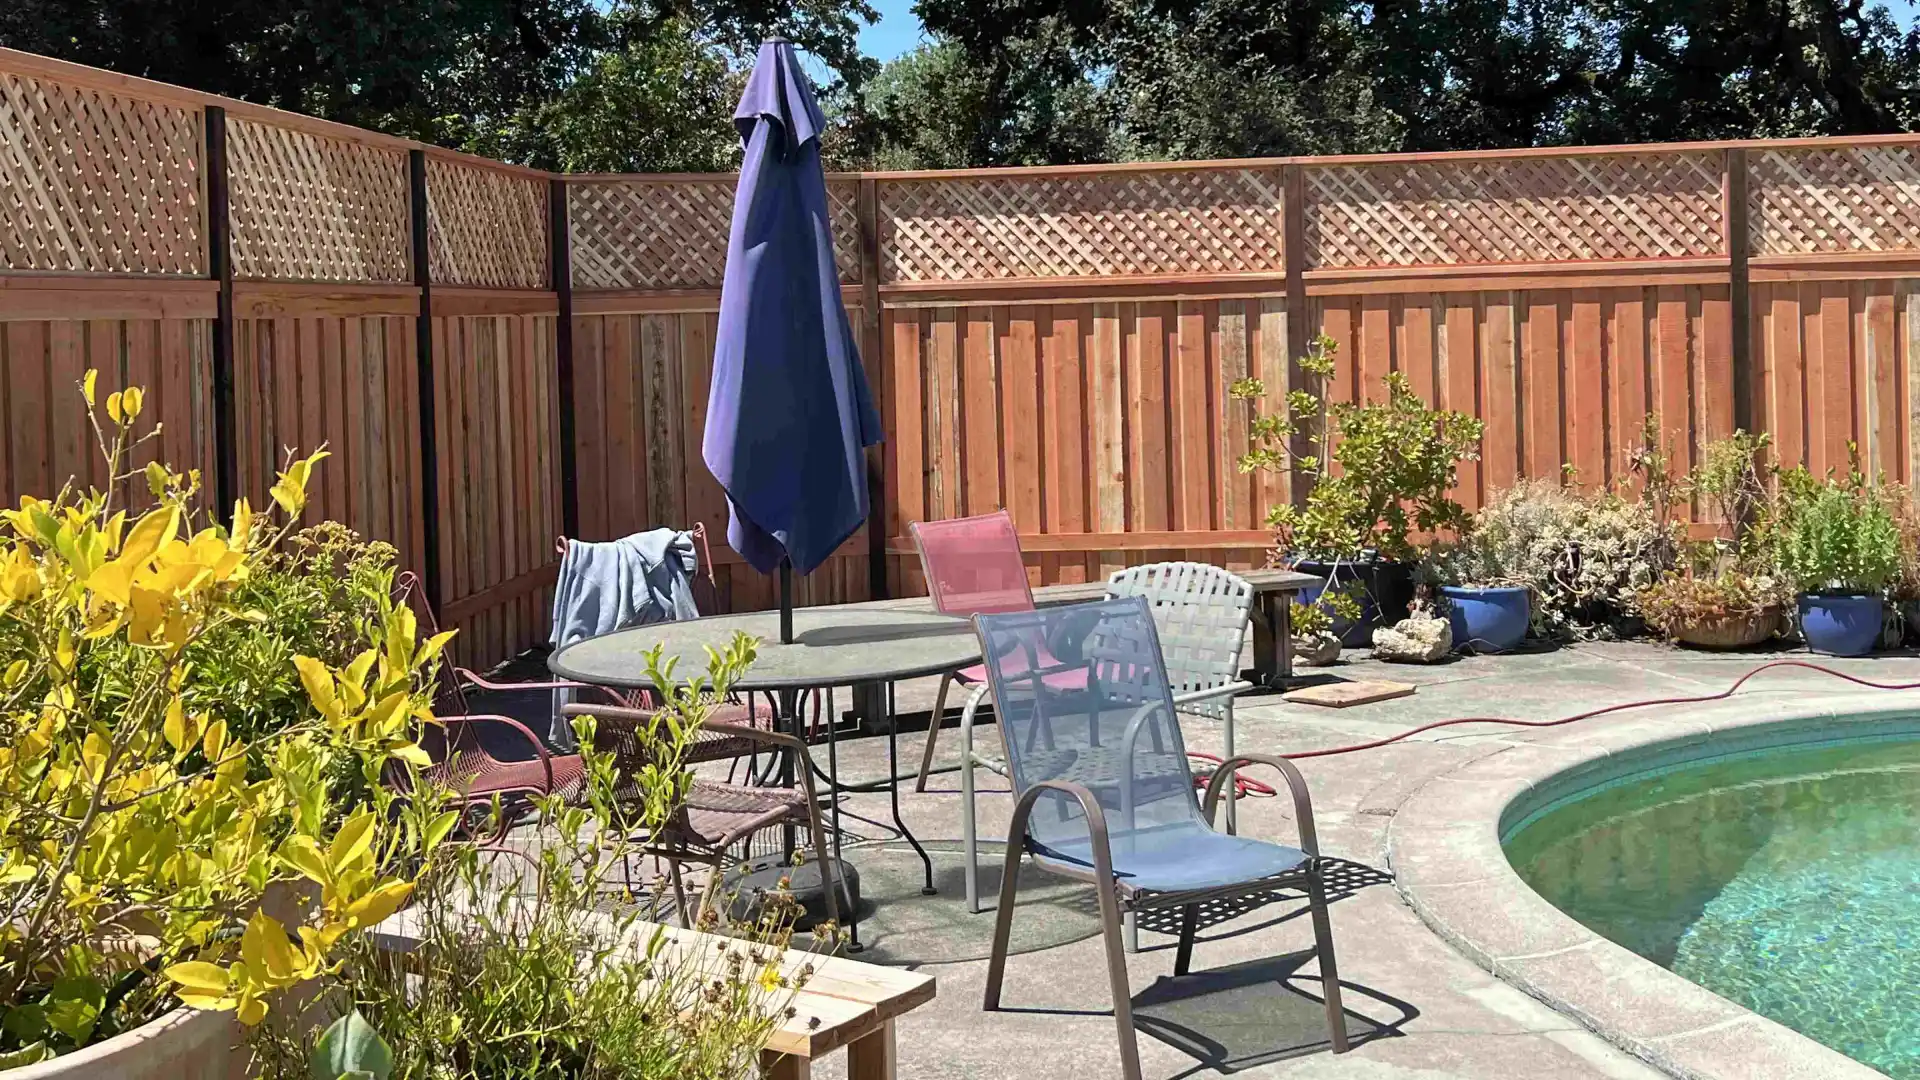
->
[548,607,982,690]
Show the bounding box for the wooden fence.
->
[8,46,1920,666]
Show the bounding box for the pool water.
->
[1504,736,1920,1078]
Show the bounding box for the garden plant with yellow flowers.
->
[0,374,450,1067]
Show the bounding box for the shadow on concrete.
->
[1132,953,1415,1074]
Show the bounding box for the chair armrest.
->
[560,702,823,782]
[458,667,630,704]
[442,714,555,793]
[1200,752,1319,856]
[1006,778,1117,880]
[1173,681,1253,709]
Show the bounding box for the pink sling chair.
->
[910,510,1086,790]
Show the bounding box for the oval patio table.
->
[550,607,982,941]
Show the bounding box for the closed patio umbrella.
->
[703,38,882,643]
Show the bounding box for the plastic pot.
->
[1796,593,1883,657]
[1292,557,1416,646]
[1440,586,1530,652]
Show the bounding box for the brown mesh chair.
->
[561,701,846,927]
[392,571,629,838]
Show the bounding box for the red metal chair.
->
[909,510,1045,791]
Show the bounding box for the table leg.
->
[847,1018,898,1080]
[886,681,937,896]
[778,688,800,863]
[1250,592,1284,688]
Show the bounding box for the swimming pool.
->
[1504,731,1920,1079]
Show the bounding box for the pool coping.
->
[1386,689,1918,1080]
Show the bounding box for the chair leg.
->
[981,829,1024,1012]
[1097,885,1145,1080]
[667,860,693,927]
[1124,910,1138,953]
[1173,903,1199,976]
[1223,706,1239,835]
[914,673,955,792]
[803,791,846,933]
[1307,870,1351,1054]
[962,742,980,914]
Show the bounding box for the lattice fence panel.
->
[877,168,1285,282]
[0,71,203,274]
[1304,152,1724,268]
[568,177,860,290]
[1749,145,1920,255]
[427,157,549,288]
[227,118,410,282]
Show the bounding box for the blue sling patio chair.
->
[971,596,1350,1080]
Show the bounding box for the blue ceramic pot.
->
[1293,558,1415,646]
[1441,586,1530,652]
[1796,593,1883,657]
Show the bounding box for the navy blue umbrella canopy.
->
[702,39,883,600]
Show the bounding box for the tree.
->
[857,28,1112,169]
[885,0,1920,167]
[0,0,879,173]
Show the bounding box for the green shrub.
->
[1232,334,1482,562]
[185,521,398,746]
[1775,481,1900,594]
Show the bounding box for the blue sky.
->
[856,1,1920,64]
[858,0,925,62]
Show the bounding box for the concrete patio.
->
[785,641,1920,1080]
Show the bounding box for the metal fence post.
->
[409,149,442,613]
[1725,147,1753,436]
[204,105,238,515]
[551,177,579,541]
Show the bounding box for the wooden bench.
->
[643,922,936,1080]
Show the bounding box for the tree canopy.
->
[3,0,1916,171]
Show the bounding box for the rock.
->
[1295,630,1343,667]
[1371,613,1452,663]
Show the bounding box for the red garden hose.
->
[1273,659,1920,761]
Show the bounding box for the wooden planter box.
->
[2,1008,247,1080]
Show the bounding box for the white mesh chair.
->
[1106,562,1255,947]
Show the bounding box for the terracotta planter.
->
[1667,607,1782,651]
[2,1007,248,1080]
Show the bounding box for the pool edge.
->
[1386,690,1916,1080]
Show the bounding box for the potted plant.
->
[0,376,442,1076]
[1773,474,1901,656]
[1288,587,1361,666]
[1424,534,1531,653]
[1638,568,1788,649]
[1233,335,1483,643]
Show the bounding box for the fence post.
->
[551,178,579,540]
[409,149,442,613]
[859,176,889,600]
[1282,162,1310,507]
[204,105,238,515]
[1724,147,1753,436]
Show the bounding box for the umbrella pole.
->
[779,559,794,644]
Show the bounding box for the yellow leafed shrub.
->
[0,373,449,1067]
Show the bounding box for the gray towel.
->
[547,529,701,746]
